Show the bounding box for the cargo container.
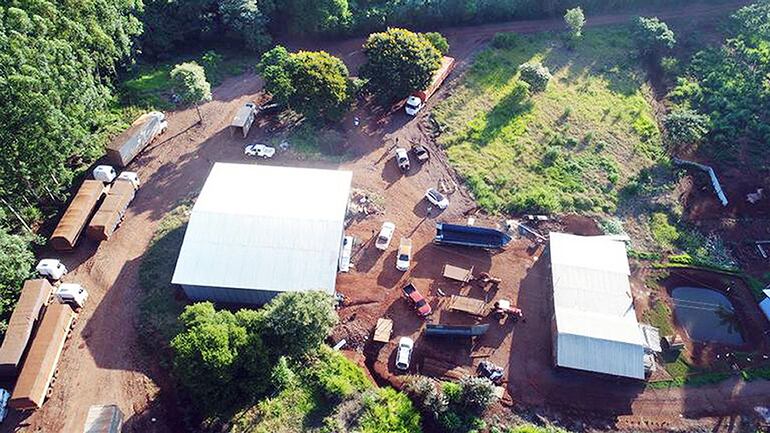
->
[0,279,54,378]
[82,405,124,433]
[50,180,109,251]
[105,112,167,167]
[9,302,76,410]
[230,102,257,138]
[86,179,137,241]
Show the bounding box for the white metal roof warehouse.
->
[172,163,352,304]
[549,232,646,380]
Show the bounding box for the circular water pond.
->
[671,286,744,345]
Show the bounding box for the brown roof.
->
[0,279,53,377]
[87,179,136,241]
[10,302,76,410]
[50,180,107,250]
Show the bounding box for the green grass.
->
[643,299,674,337]
[433,27,665,214]
[120,49,252,109]
[137,203,191,361]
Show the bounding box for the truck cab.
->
[35,259,68,281]
[93,165,117,183]
[117,171,140,190]
[54,284,88,308]
[404,93,425,116]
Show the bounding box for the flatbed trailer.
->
[448,295,486,316]
[443,264,474,282]
[86,179,136,241]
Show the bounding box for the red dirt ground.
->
[2,2,766,432]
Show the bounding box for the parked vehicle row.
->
[393,144,430,174]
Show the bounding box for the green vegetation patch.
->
[120,50,251,109]
[231,347,421,433]
[433,27,664,214]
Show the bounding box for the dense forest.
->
[0,0,766,335]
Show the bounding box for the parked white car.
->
[395,337,414,370]
[395,147,410,172]
[244,143,276,158]
[339,236,353,272]
[36,259,68,280]
[55,283,89,308]
[425,188,449,210]
[396,238,412,272]
[93,165,117,183]
[0,388,9,423]
[375,222,396,251]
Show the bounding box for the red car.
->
[402,282,432,317]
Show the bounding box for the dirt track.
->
[2,2,764,432]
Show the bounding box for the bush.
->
[650,212,680,250]
[404,376,446,418]
[633,16,676,57]
[663,109,710,145]
[491,33,524,49]
[271,356,299,390]
[0,229,36,338]
[518,62,551,92]
[360,388,423,433]
[564,7,585,40]
[423,32,450,55]
[457,376,497,415]
[262,291,338,358]
[312,346,371,401]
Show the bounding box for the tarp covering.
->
[0,279,53,377]
[172,163,352,302]
[550,232,645,380]
[87,179,136,240]
[50,180,107,250]
[10,302,76,410]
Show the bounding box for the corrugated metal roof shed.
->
[172,163,352,301]
[550,232,645,380]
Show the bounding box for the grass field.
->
[433,27,666,215]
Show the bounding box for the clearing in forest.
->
[433,26,666,215]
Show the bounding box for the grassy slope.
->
[433,27,665,215]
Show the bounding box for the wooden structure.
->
[448,295,486,316]
[372,318,393,343]
[442,264,473,282]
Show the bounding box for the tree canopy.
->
[632,16,676,57]
[360,28,443,103]
[564,7,586,40]
[262,291,338,358]
[257,47,353,122]
[0,228,35,338]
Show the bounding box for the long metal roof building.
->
[172,163,352,304]
[549,232,646,380]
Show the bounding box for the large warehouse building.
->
[549,232,646,380]
[172,163,352,304]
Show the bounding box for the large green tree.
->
[632,16,676,58]
[0,1,142,231]
[257,47,353,122]
[0,228,35,338]
[262,291,338,358]
[170,303,270,415]
[170,61,212,123]
[360,28,442,103]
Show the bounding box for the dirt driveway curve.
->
[2,1,759,432]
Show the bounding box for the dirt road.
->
[1,1,761,432]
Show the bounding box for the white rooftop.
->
[172,163,352,296]
[550,232,645,380]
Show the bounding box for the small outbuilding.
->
[172,163,352,304]
[549,233,646,380]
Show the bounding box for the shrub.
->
[423,32,450,55]
[262,291,338,358]
[491,33,524,49]
[312,346,371,401]
[663,109,710,145]
[633,16,676,57]
[457,376,497,415]
[564,7,585,40]
[271,356,299,390]
[650,212,680,250]
[360,388,423,433]
[518,62,551,92]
